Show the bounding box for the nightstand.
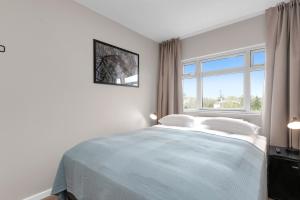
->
[268,146,300,200]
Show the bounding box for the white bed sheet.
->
[154,124,267,153]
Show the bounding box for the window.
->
[182,46,265,112]
[202,54,245,72]
[202,73,244,109]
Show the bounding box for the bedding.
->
[200,117,260,135]
[156,125,266,152]
[52,126,267,200]
[158,114,195,127]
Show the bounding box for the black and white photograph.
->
[93,39,139,87]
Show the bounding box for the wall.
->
[182,14,266,60]
[0,0,159,199]
[181,14,266,129]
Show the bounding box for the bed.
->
[52,124,267,200]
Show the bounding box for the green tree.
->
[251,96,262,111]
[203,98,216,108]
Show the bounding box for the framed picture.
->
[93,39,139,87]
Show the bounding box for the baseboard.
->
[23,188,51,200]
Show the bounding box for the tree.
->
[251,96,262,111]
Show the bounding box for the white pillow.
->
[200,117,260,135]
[158,114,195,127]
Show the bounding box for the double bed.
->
[52,123,267,200]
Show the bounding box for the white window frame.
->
[182,44,265,113]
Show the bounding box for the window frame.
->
[182,44,265,113]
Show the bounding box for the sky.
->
[183,51,265,98]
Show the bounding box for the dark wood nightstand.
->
[268,146,300,200]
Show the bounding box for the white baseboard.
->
[23,188,51,200]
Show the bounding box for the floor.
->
[42,196,58,200]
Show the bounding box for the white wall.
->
[0,0,159,199]
[181,14,266,128]
[182,14,266,60]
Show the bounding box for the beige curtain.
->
[264,0,300,147]
[157,38,182,119]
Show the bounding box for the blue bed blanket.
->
[52,127,267,200]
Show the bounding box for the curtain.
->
[157,38,182,119]
[264,0,300,147]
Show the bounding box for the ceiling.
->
[74,0,283,42]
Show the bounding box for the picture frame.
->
[93,39,139,87]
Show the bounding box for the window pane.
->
[202,73,244,109]
[252,50,265,66]
[202,54,245,72]
[183,78,197,110]
[251,70,264,111]
[183,63,196,75]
